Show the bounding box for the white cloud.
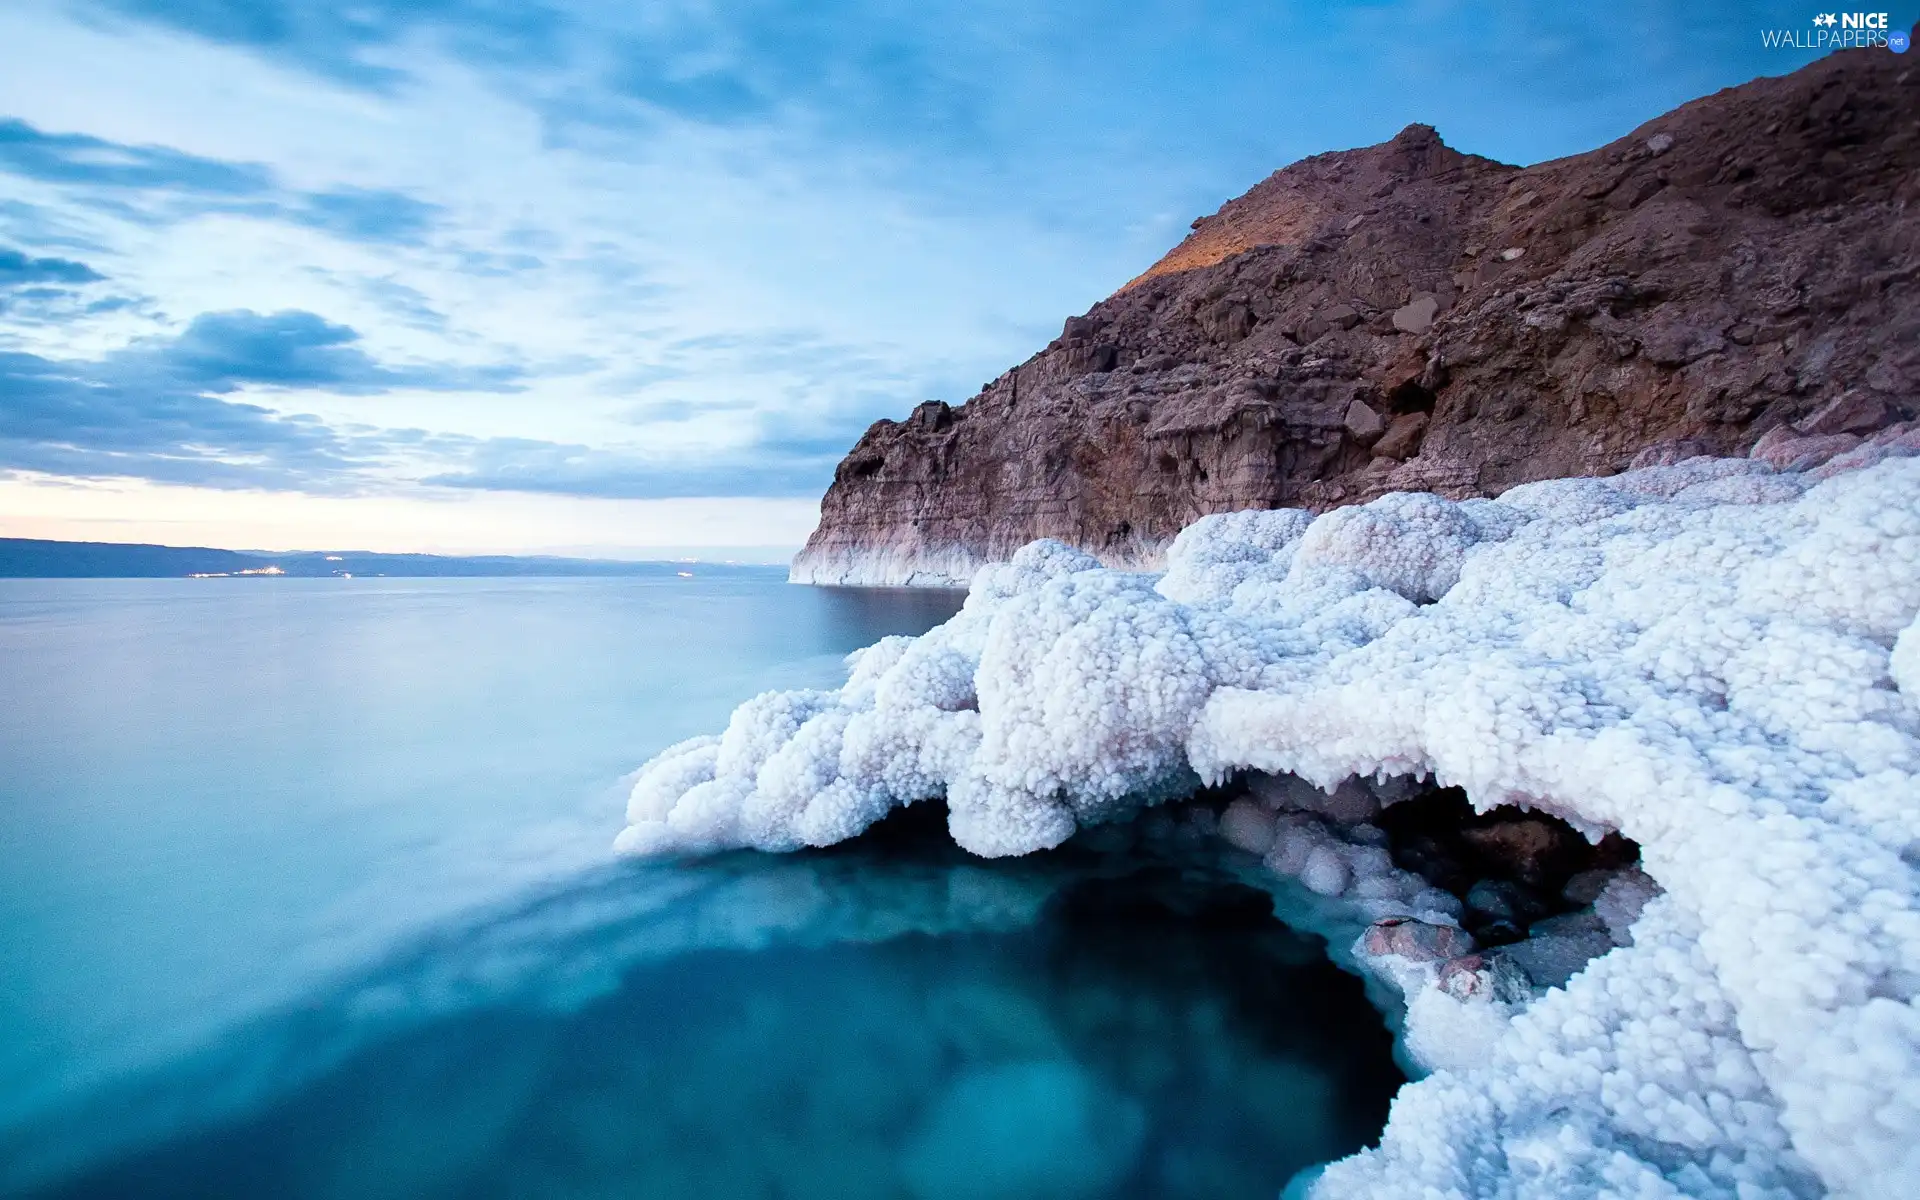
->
[0,0,1848,554]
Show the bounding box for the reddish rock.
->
[1361,916,1472,963]
[793,41,1920,585]
[1749,425,1865,472]
[1372,412,1430,461]
[1795,391,1888,436]
[1810,420,1920,478]
[1457,817,1585,888]
[1436,952,1530,1003]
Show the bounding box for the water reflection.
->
[805,585,968,652]
[0,575,964,1136]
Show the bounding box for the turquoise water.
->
[0,575,1400,1197]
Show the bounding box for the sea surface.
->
[0,574,1400,1198]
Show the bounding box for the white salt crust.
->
[619,451,1920,1199]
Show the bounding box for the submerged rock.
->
[1360,917,1471,964]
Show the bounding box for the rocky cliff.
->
[791,39,1920,587]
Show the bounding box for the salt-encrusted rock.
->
[1218,796,1279,855]
[1813,419,1920,480]
[1153,508,1313,607]
[1299,845,1352,896]
[1290,490,1481,603]
[1362,916,1472,963]
[1248,771,1380,823]
[624,439,1920,1198]
[1250,806,1461,923]
[1592,866,1660,943]
[1436,952,1531,1004]
[1499,929,1618,990]
[1750,424,1865,472]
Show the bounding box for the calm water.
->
[0,575,1399,1197]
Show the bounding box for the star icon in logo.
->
[1813,12,1837,26]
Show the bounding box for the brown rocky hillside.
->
[792,39,1920,586]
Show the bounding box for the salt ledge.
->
[618,448,1920,1198]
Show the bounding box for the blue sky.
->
[0,1,1900,557]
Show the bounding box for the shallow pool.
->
[24,811,1403,1199]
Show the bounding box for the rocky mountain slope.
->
[792,39,1920,586]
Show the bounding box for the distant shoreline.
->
[0,536,794,579]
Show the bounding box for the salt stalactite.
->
[617,447,1920,1198]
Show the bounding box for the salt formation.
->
[618,448,1920,1198]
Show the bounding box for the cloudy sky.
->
[0,1,1868,558]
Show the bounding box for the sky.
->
[0,1,1899,559]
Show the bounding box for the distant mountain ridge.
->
[0,537,768,579]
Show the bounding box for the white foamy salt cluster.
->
[619,449,1920,1198]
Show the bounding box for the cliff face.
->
[792,42,1920,586]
